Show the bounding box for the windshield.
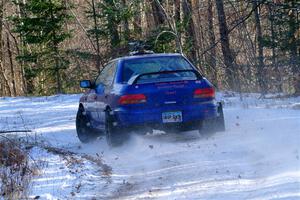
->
[121,56,196,83]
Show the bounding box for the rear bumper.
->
[113,101,218,127]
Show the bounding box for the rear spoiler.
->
[128,69,203,85]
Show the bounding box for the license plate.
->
[162,111,182,123]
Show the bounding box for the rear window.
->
[121,56,195,83]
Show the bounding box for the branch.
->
[65,2,97,52]
[153,0,183,54]
[200,0,266,56]
[0,130,32,134]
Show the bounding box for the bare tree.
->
[6,32,17,96]
[174,0,181,42]
[91,0,101,71]
[252,0,267,95]
[267,3,282,92]
[151,0,165,26]
[0,0,12,96]
[287,0,300,95]
[182,0,197,64]
[207,0,217,85]
[215,0,238,91]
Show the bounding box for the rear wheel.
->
[105,111,128,147]
[76,107,99,143]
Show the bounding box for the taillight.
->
[119,94,147,105]
[194,88,215,98]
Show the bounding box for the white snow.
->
[0,93,300,199]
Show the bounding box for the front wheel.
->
[105,111,128,147]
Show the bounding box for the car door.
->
[85,86,99,125]
[92,61,117,129]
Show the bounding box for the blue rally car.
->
[77,52,225,146]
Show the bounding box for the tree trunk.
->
[207,0,217,86]
[182,0,197,65]
[190,0,204,67]
[106,0,120,48]
[287,0,300,95]
[55,52,62,94]
[0,0,12,96]
[144,1,155,33]
[174,0,180,22]
[15,0,28,95]
[91,0,101,71]
[252,0,267,95]
[133,1,142,35]
[6,32,17,96]
[215,0,238,91]
[49,0,62,94]
[268,4,282,92]
[151,0,165,26]
[121,0,130,41]
[174,0,181,43]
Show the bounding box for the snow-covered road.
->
[0,94,300,199]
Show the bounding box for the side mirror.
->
[80,80,92,89]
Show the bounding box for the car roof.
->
[115,53,183,62]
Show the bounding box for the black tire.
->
[76,107,99,143]
[105,111,128,147]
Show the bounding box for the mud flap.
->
[202,102,225,133]
[215,102,225,132]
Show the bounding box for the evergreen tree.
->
[11,0,71,94]
[86,0,143,60]
[263,0,300,94]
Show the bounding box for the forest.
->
[0,0,299,96]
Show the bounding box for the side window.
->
[95,62,117,87]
